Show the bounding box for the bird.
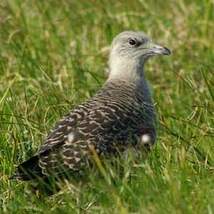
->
[11,31,171,188]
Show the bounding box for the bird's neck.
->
[107,56,152,103]
[108,56,145,84]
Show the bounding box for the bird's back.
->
[13,80,156,180]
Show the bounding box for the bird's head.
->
[108,31,171,81]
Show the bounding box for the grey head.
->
[108,31,171,81]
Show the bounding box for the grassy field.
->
[0,0,214,213]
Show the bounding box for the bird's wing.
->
[37,98,137,176]
[16,93,141,180]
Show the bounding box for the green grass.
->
[0,0,214,213]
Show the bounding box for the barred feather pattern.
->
[16,80,156,179]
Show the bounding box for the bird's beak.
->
[148,43,171,56]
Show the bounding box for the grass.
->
[0,0,213,213]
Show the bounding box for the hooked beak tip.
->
[162,47,171,55]
[149,44,171,56]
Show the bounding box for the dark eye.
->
[128,38,137,46]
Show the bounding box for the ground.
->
[0,0,213,213]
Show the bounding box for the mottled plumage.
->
[12,31,170,182]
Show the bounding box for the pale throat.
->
[107,55,145,83]
[107,54,153,106]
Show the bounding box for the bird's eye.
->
[128,38,137,46]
